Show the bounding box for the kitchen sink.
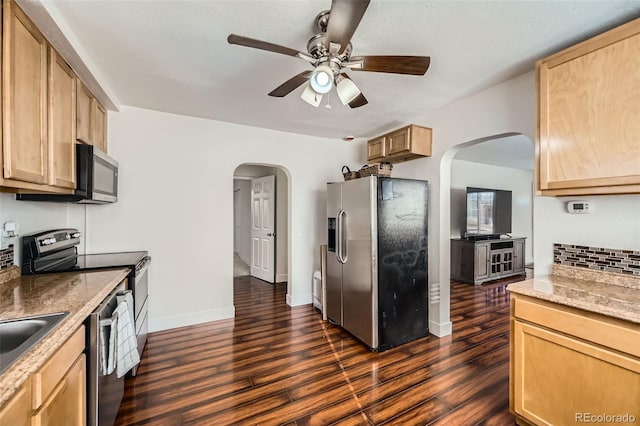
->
[0,312,69,374]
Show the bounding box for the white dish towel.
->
[107,294,140,378]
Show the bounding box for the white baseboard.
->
[149,306,235,332]
[286,292,313,307]
[275,273,288,283]
[429,320,452,337]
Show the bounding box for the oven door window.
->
[93,156,118,199]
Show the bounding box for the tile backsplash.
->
[0,245,14,269]
[554,243,640,276]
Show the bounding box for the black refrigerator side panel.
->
[376,178,429,351]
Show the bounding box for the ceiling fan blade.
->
[325,0,370,54]
[348,93,368,109]
[268,71,312,97]
[350,55,431,75]
[228,34,307,58]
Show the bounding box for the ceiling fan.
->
[227,0,430,109]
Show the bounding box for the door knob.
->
[267,232,276,237]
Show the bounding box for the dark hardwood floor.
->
[115,274,527,425]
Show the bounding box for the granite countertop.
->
[507,265,640,324]
[0,267,130,406]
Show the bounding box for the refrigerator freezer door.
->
[342,176,378,349]
[376,178,429,350]
[326,182,343,325]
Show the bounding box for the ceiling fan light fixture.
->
[309,65,334,94]
[335,75,361,105]
[301,83,323,107]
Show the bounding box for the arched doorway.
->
[440,133,534,282]
[232,163,291,301]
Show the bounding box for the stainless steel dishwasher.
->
[86,281,128,426]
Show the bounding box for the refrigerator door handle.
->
[336,209,343,263]
[338,209,348,263]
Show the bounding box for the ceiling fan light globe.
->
[336,76,361,105]
[301,84,322,107]
[309,65,334,94]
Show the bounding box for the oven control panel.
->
[24,228,81,255]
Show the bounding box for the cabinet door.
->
[92,100,108,153]
[386,126,411,156]
[367,136,386,162]
[0,379,31,426]
[32,354,86,426]
[538,26,640,192]
[474,243,490,280]
[512,320,640,426]
[513,239,525,273]
[2,0,48,184]
[48,48,76,189]
[76,79,93,145]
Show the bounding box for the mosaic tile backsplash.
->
[0,245,15,269]
[554,243,640,276]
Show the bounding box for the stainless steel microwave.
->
[16,144,118,204]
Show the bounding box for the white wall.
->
[0,193,80,261]
[450,160,534,263]
[534,195,640,275]
[83,106,361,332]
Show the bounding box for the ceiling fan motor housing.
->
[307,34,352,63]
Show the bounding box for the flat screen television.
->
[465,187,512,238]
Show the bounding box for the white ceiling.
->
[46,0,640,139]
[454,135,534,171]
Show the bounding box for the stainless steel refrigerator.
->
[326,176,429,351]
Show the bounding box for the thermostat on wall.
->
[567,200,592,214]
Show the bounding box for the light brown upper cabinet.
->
[76,78,108,153]
[0,0,74,194]
[2,0,48,185]
[367,135,386,162]
[48,48,76,189]
[75,79,93,145]
[537,18,640,196]
[92,100,108,153]
[366,124,432,164]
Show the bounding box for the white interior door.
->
[250,175,276,283]
[233,188,241,254]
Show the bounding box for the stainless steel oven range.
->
[21,229,151,425]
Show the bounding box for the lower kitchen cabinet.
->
[510,294,640,426]
[32,354,85,426]
[0,377,31,426]
[32,325,86,426]
[0,325,86,426]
